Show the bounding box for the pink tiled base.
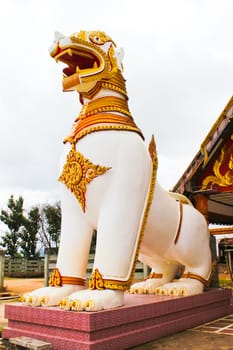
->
[3,288,233,350]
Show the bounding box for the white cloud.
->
[0,0,232,209]
[0,188,60,212]
[157,154,191,191]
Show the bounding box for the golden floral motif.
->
[59,146,111,211]
[201,148,233,189]
[89,268,105,290]
[49,268,62,287]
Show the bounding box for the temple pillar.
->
[193,193,219,287]
[193,194,209,222]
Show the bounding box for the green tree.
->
[0,197,61,256]
[19,206,40,258]
[38,202,61,249]
[0,195,25,257]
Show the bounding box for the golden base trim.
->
[181,262,216,288]
[88,268,131,291]
[62,276,86,286]
[147,272,163,279]
[79,96,132,118]
[49,268,86,287]
[181,272,208,287]
[64,124,144,144]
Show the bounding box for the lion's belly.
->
[140,183,181,261]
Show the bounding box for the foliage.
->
[38,202,61,249]
[0,195,61,257]
[19,207,40,258]
[0,195,25,257]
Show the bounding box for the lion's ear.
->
[116,47,124,61]
[53,31,65,42]
[115,47,124,70]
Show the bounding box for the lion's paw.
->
[60,289,124,312]
[129,281,147,294]
[155,279,204,297]
[20,285,83,307]
[130,279,165,294]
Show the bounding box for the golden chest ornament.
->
[59,96,143,212]
[59,144,111,212]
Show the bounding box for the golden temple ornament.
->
[201,148,233,189]
[59,145,111,211]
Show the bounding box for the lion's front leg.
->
[21,188,93,307]
[59,139,153,312]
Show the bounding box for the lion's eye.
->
[89,34,105,45]
[92,36,101,44]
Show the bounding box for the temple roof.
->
[173,96,233,225]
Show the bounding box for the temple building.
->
[173,96,233,266]
[173,96,233,227]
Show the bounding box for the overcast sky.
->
[0,0,232,211]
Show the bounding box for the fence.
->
[44,249,150,286]
[0,251,5,291]
[4,257,44,278]
[1,250,149,285]
[83,254,149,280]
[44,248,58,286]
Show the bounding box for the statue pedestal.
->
[3,289,233,350]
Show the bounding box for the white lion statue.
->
[21,30,212,311]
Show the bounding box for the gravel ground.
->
[130,330,233,350]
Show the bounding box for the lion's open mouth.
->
[54,47,100,77]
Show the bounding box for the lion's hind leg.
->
[155,277,204,297]
[156,261,214,297]
[130,261,180,294]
